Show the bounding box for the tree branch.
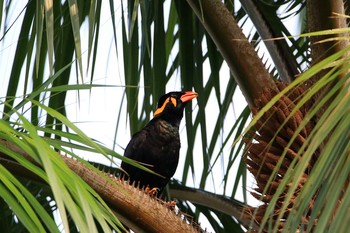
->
[307,0,350,122]
[307,0,350,86]
[0,140,199,233]
[169,184,258,231]
[185,0,278,107]
[240,0,300,82]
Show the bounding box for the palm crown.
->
[0,1,349,232]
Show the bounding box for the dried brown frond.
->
[243,81,318,232]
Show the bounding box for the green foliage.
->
[0,101,125,232]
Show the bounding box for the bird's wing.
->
[120,121,181,191]
[121,128,148,172]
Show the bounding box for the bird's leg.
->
[144,186,160,196]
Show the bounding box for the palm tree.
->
[0,0,349,232]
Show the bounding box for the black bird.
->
[121,91,197,195]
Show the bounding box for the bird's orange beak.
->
[180,91,198,103]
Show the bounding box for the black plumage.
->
[121,91,197,194]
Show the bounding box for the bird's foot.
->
[145,187,160,196]
[163,200,177,210]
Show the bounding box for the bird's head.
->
[153,91,197,125]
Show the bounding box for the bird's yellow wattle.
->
[153,97,177,117]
